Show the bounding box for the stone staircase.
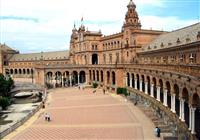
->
[136,104,177,139]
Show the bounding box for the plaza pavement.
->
[4,87,160,140]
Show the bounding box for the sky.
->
[0,0,199,53]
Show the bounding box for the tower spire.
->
[123,0,141,29]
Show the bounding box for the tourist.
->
[47,113,51,122]
[42,101,45,108]
[154,127,158,137]
[103,89,105,94]
[157,127,161,137]
[44,113,48,121]
[154,127,161,137]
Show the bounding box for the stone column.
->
[181,99,185,122]
[140,80,143,92]
[164,89,168,106]
[157,86,161,101]
[70,75,72,87]
[179,98,182,120]
[62,76,64,87]
[85,74,88,84]
[130,77,132,88]
[125,76,128,87]
[78,74,80,85]
[171,93,176,113]
[52,75,55,88]
[135,79,137,90]
[191,107,196,134]
[151,84,154,97]
[189,105,192,131]
[145,82,148,94]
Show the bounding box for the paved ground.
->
[4,87,160,140]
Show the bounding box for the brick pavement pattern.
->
[9,88,160,140]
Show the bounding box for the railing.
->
[0,88,47,139]
[126,87,195,140]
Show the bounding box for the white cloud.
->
[0,0,197,53]
[141,16,198,31]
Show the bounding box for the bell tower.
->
[123,0,141,29]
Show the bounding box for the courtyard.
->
[3,87,159,140]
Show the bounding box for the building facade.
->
[0,0,199,139]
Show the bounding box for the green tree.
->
[0,96,10,110]
[0,74,14,97]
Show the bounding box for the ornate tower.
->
[123,0,141,29]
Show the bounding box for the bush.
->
[0,96,10,110]
[117,87,128,96]
[0,74,14,97]
[117,87,123,94]
[93,82,98,88]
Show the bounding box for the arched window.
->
[92,54,98,65]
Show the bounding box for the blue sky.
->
[0,0,199,53]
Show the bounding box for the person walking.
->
[47,113,51,122]
[103,89,105,95]
[157,127,161,137]
[154,127,158,137]
[44,113,48,121]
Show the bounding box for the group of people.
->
[44,113,51,122]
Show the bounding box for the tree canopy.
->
[0,74,14,97]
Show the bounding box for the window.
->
[109,54,112,64]
[189,53,196,63]
[179,54,185,63]
[103,54,106,64]
[116,53,119,63]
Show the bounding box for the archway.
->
[127,73,130,87]
[92,70,95,81]
[92,54,98,65]
[10,69,13,75]
[147,76,151,95]
[136,74,139,90]
[141,75,145,92]
[107,71,110,85]
[23,69,26,74]
[46,72,53,87]
[5,69,9,75]
[159,79,164,103]
[182,87,189,127]
[112,72,116,85]
[101,71,103,82]
[96,70,99,81]
[15,69,18,74]
[19,69,22,74]
[192,93,200,139]
[89,70,92,82]
[55,71,62,87]
[166,81,171,108]
[174,84,180,116]
[72,71,78,86]
[63,71,70,87]
[27,69,30,75]
[131,73,135,88]
[79,71,86,83]
[152,77,157,98]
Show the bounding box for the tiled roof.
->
[141,22,200,52]
[9,50,69,61]
[0,43,16,52]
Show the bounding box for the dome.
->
[127,0,136,8]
